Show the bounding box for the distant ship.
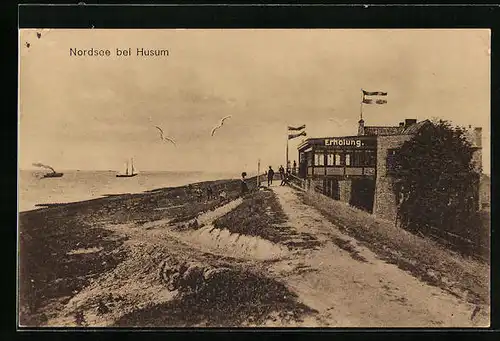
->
[116,158,138,178]
[42,171,64,178]
[32,163,63,178]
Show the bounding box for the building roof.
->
[363,126,403,136]
[363,120,431,136]
[400,120,431,134]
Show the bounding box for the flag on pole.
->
[288,124,306,131]
[286,124,306,173]
[363,99,388,104]
[288,131,307,140]
[362,90,387,96]
[362,89,388,104]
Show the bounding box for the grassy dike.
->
[212,189,322,250]
[18,177,257,326]
[300,189,489,306]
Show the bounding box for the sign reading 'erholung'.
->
[324,138,364,147]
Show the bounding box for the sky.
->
[19,29,490,173]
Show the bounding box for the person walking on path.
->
[267,166,275,186]
[279,165,285,180]
[292,160,297,175]
[241,172,249,196]
[280,170,290,186]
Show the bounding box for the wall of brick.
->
[306,179,322,192]
[338,180,352,203]
[373,135,412,221]
[374,176,398,222]
[375,135,413,177]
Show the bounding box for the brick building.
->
[296,118,482,222]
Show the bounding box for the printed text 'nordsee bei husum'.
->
[69,48,169,57]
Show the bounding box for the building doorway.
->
[323,179,340,200]
[350,178,375,213]
[299,161,307,178]
[324,179,330,197]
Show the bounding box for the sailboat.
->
[116,158,138,178]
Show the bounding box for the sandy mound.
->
[185,225,289,261]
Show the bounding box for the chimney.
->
[358,119,365,136]
[474,127,482,148]
[404,119,417,127]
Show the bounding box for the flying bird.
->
[155,126,176,146]
[211,115,232,136]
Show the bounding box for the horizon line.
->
[18,168,243,173]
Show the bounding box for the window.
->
[345,153,351,166]
[353,150,364,167]
[335,154,341,166]
[365,150,376,166]
[327,153,342,166]
[306,152,312,166]
[386,149,399,174]
[327,154,335,166]
[314,153,325,166]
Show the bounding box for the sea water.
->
[18,170,239,212]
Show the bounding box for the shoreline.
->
[18,172,246,213]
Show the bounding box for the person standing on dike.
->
[281,169,291,186]
[267,166,275,186]
[279,165,285,180]
[241,172,249,196]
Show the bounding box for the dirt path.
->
[268,185,489,327]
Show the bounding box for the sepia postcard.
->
[18,28,491,328]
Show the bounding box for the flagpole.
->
[286,125,289,173]
[360,89,364,121]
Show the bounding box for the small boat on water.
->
[42,171,64,178]
[116,158,138,178]
[32,162,64,179]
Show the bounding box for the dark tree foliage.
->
[393,119,482,251]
